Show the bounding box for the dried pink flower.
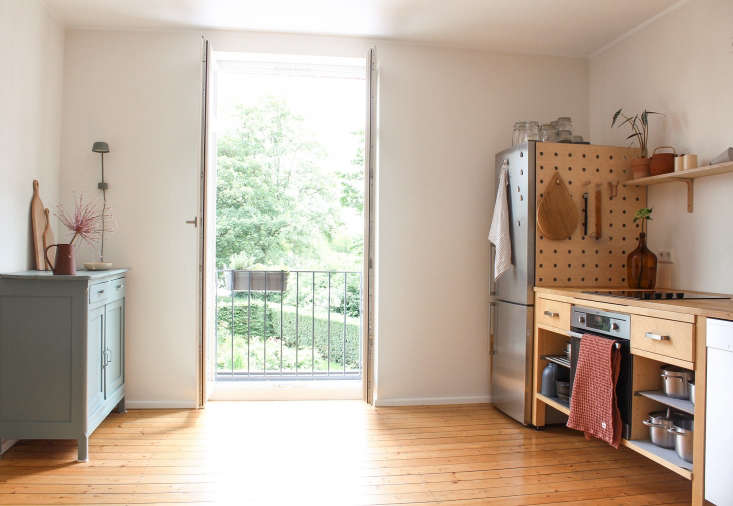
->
[56,194,111,246]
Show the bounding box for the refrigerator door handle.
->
[489,301,496,355]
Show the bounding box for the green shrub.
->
[217,299,360,369]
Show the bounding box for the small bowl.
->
[84,262,113,271]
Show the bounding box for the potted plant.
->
[627,208,657,289]
[225,269,289,292]
[611,108,661,179]
[45,195,109,275]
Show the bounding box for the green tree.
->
[216,98,340,269]
[338,129,365,214]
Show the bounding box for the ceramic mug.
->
[674,154,698,172]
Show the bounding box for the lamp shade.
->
[92,141,110,153]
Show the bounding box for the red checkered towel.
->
[566,334,622,448]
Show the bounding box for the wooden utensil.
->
[537,174,578,240]
[42,208,55,270]
[30,180,46,270]
[586,183,602,239]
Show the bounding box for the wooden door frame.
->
[197,46,376,406]
[362,48,377,404]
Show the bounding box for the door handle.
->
[185,217,198,227]
[645,332,670,341]
[103,349,111,367]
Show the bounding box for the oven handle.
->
[567,330,622,349]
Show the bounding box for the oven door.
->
[569,330,633,440]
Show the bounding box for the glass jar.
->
[540,123,557,142]
[512,122,522,146]
[571,135,584,143]
[557,116,573,133]
[557,129,572,143]
[513,121,529,145]
[527,121,540,141]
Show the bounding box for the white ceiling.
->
[44,0,681,57]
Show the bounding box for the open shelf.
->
[536,392,570,415]
[636,390,694,415]
[542,354,570,368]
[622,160,733,212]
[623,439,692,479]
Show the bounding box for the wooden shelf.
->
[636,390,694,415]
[542,354,570,368]
[623,439,692,479]
[536,323,570,336]
[622,160,733,212]
[536,392,570,415]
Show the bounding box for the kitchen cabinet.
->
[531,287,733,506]
[0,269,128,461]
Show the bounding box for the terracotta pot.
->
[44,243,77,275]
[631,157,651,179]
[627,233,657,289]
[650,146,676,176]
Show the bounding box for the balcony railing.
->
[216,270,362,380]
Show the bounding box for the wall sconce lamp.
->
[92,141,110,262]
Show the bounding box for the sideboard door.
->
[104,299,125,397]
[87,306,105,414]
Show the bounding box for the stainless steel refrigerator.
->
[490,142,535,425]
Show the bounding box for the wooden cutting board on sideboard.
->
[30,180,47,270]
[42,208,55,270]
[537,173,578,240]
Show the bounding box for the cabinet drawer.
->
[88,278,126,305]
[108,278,126,301]
[630,315,694,362]
[89,281,111,305]
[536,298,570,330]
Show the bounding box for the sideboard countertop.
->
[0,268,129,281]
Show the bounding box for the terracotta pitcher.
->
[44,243,76,275]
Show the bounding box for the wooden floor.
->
[0,402,691,505]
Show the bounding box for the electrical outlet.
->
[658,250,672,263]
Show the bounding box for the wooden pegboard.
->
[535,143,646,288]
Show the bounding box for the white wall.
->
[590,0,733,292]
[60,30,202,407]
[373,44,587,404]
[0,0,64,272]
[61,28,588,406]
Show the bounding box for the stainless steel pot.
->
[643,409,676,449]
[660,365,693,399]
[688,382,695,405]
[668,417,694,463]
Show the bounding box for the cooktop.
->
[582,290,731,301]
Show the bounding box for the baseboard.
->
[0,439,17,455]
[374,395,491,407]
[125,400,198,409]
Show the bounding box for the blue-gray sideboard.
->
[0,269,128,461]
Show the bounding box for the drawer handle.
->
[645,332,670,341]
[97,289,105,294]
[116,284,122,289]
[543,310,559,318]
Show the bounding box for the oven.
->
[569,305,633,440]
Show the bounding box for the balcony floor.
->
[0,402,690,505]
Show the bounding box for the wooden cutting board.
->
[537,174,578,240]
[42,208,55,270]
[30,180,47,270]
